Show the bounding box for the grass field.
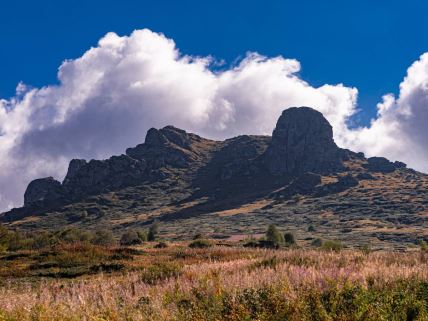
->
[0,241,428,320]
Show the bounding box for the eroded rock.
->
[265,107,344,175]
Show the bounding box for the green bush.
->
[120,230,143,246]
[189,239,212,248]
[154,241,168,248]
[91,229,116,246]
[420,240,428,251]
[311,238,323,247]
[266,224,284,246]
[322,240,343,252]
[193,233,203,240]
[55,228,92,244]
[148,221,160,241]
[138,230,148,242]
[284,232,296,246]
[140,262,183,285]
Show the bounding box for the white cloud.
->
[0,28,427,211]
[344,53,428,171]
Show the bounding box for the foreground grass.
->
[0,244,428,320]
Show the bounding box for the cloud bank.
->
[0,29,427,211]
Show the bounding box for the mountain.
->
[2,107,427,250]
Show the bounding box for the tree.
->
[265,224,284,246]
[284,232,296,246]
[148,221,160,241]
[91,229,116,246]
[120,230,142,246]
[56,228,92,244]
[0,224,10,251]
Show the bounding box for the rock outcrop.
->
[62,154,147,199]
[7,106,408,218]
[264,107,344,175]
[126,126,211,169]
[24,177,63,207]
[364,157,407,173]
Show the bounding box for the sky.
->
[0,0,428,210]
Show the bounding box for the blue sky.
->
[1,0,427,125]
[1,0,428,210]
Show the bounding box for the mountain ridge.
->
[3,106,427,250]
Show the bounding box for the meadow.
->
[0,240,427,321]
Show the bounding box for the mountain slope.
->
[2,107,427,250]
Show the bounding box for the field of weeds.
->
[0,243,428,320]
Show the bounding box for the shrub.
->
[148,221,160,241]
[361,244,372,255]
[322,240,343,252]
[420,240,428,251]
[189,239,212,248]
[243,239,260,248]
[307,225,316,232]
[311,238,323,247]
[284,232,296,246]
[91,229,116,246]
[31,231,55,249]
[193,233,203,240]
[138,230,148,242]
[120,230,143,246]
[154,241,168,248]
[140,262,183,285]
[266,224,284,246]
[56,228,92,244]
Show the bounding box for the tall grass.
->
[0,247,427,320]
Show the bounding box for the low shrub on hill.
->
[189,239,213,248]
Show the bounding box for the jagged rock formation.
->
[5,106,420,250]
[24,177,63,207]
[12,106,408,211]
[364,157,407,173]
[126,126,212,168]
[265,107,344,175]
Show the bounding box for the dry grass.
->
[216,200,272,217]
[0,245,428,320]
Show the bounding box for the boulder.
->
[314,174,359,197]
[63,159,87,185]
[62,154,147,198]
[126,126,206,168]
[265,107,344,175]
[364,157,406,173]
[24,177,63,207]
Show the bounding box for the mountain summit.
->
[4,107,426,250]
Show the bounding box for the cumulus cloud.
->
[0,28,426,211]
[345,53,428,170]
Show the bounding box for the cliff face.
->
[18,106,406,210]
[5,106,419,250]
[264,107,345,175]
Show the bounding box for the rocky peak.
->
[264,107,344,175]
[364,157,407,173]
[24,177,63,207]
[126,126,209,168]
[63,159,87,185]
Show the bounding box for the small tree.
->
[92,229,116,246]
[56,228,92,244]
[120,230,142,246]
[0,224,10,252]
[266,224,284,246]
[148,221,160,241]
[322,240,343,252]
[307,225,316,232]
[284,232,296,246]
[138,230,148,242]
[311,238,323,247]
